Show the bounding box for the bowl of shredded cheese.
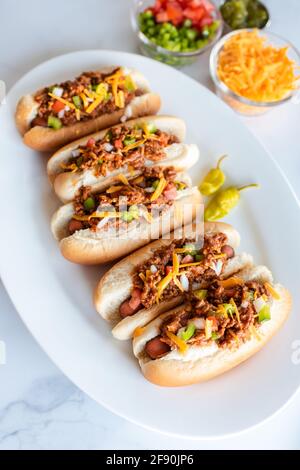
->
[210,29,300,115]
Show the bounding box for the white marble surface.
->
[0,0,299,450]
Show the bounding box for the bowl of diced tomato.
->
[132,0,223,66]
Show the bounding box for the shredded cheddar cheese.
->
[86,94,104,114]
[118,90,125,108]
[250,325,262,341]
[179,261,204,268]
[166,331,187,355]
[139,272,146,283]
[118,174,129,185]
[150,177,167,202]
[133,327,146,338]
[230,298,240,325]
[173,276,184,292]
[264,282,280,300]
[217,30,299,103]
[80,92,89,109]
[60,162,78,172]
[123,139,146,153]
[172,253,180,276]
[106,185,124,194]
[219,277,244,288]
[156,271,174,302]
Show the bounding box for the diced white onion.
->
[150,265,158,274]
[177,327,185,338]
[52,87,63,97]
[58,109,65,119]
[104,143,113,152]
[97,203,115,212]
[145,187,155,193]
[87,97,93,103]
[120,115,127,123]
[210,259,223,276]
[65,106,70,112]
[192,317,206,330]
[97,217,110,229]
[253,297,265,314]
[241,300,249,309]
[71,149,81,158]
[192,282,201,290]
[180,274,189,292]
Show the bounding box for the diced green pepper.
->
[211,332,219,341]
[72,95,82,109]
[84,197,96,212]
[147,123,157,134]
[48,115,62,130]
[106,130,113,141]
[183,243,198,256]
[104,92,112,102]
[76,156,83,167]
[195,254,204,262]
[258,304,271,323]
[152,179,160,189]
[175,181,186,191]
[180,323,196,342]
[129,205,140,219]
[124,76,136,93]
[123,137,136,146]
[121,211,134,222]
[193,289,207,300]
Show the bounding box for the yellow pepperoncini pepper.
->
[204,184,259,221]
[199,155,227,196]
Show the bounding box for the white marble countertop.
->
[0,0,299,450]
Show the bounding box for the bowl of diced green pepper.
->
[131,0,223,67]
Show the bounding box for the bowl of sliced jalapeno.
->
[219,0,270,31]
[131,0,223,67]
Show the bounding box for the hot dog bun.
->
[47,116,199,203]
[132,265,291,387]
[94,222,252,341]
[16,68,161,152]
[51,184,202,265]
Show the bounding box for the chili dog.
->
[94,222,253,340]
[16,66,161,152]
[133,265,291,386]
[47,116,199,203]
[51,167,202,265]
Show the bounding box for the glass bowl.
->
[219,0,271,33]
[131,0,224,67]
[209,29,300,116]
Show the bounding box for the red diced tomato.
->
[202,0,215,13]
[199,15,213,27]
[52,100,65,113]
[156,11,169,22]
[163,183,177,201]
[183,5,205,21]
[165,266,173,275]
[166,2,184,25]
[114,139,123,149]
[86,138,96,148]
